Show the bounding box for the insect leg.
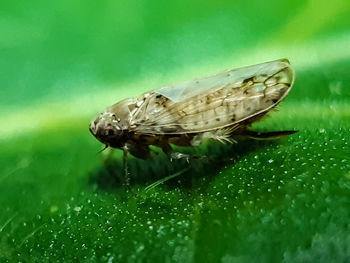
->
[245,130,298,140]
[161,143,173,155]
[170,152,208,163]
[122,146,131,189]
[101,147,115,162]
[169,152,237,165]
[144,168,190,192]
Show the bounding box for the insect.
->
[89,59,296,181]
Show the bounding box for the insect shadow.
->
[88,138,280,192]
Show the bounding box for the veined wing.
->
[155,59,292,102]
[132,59,295,134]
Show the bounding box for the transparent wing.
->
[131,59,294,135]
[154,59,292,102]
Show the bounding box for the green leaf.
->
[1,0,350,262]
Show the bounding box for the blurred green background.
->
[1,0,350,262]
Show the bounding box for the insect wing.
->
[134,59,294,135]
[154,59,292,102]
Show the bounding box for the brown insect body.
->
[89,59,295,159]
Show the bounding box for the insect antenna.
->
[96,144,109,154]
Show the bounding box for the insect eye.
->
[107,129,114,136]
[111,114,120,122]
